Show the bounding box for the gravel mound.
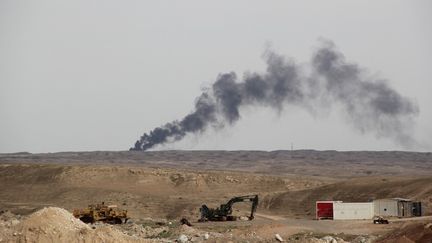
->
[18,207,90,233]
[4,207,154,243]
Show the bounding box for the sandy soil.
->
[0,150,431,242]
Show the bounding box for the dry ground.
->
[0,150,431,242]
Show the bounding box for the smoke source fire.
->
[131,40,418,151]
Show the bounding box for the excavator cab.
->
[199,195,258,222]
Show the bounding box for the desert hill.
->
[1,150,432,177]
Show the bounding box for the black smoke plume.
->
[131,40,418,151]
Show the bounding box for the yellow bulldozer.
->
[73,202,129,224]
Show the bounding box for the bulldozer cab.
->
[73,202,128,224]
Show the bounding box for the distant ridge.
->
[1,150,431,177]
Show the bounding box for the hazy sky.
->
[1,0,431,153]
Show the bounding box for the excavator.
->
[199,195,258,222]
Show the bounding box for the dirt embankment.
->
[262,176,432,218]
[1,163,431,221]
[0,164,327,219]
[375,220,432,242]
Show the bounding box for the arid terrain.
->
[0,150,431,242]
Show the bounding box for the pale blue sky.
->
[1,0,431,152]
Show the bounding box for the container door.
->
[317,202,333,220]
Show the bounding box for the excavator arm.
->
[199,195,259,222]
[222,195,258,219]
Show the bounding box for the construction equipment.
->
[373,216,389,224]
[199,195,258,222]
[73,202,129,224]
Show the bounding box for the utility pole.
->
[290,143,293,159]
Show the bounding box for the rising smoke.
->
[131,40,418,151]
